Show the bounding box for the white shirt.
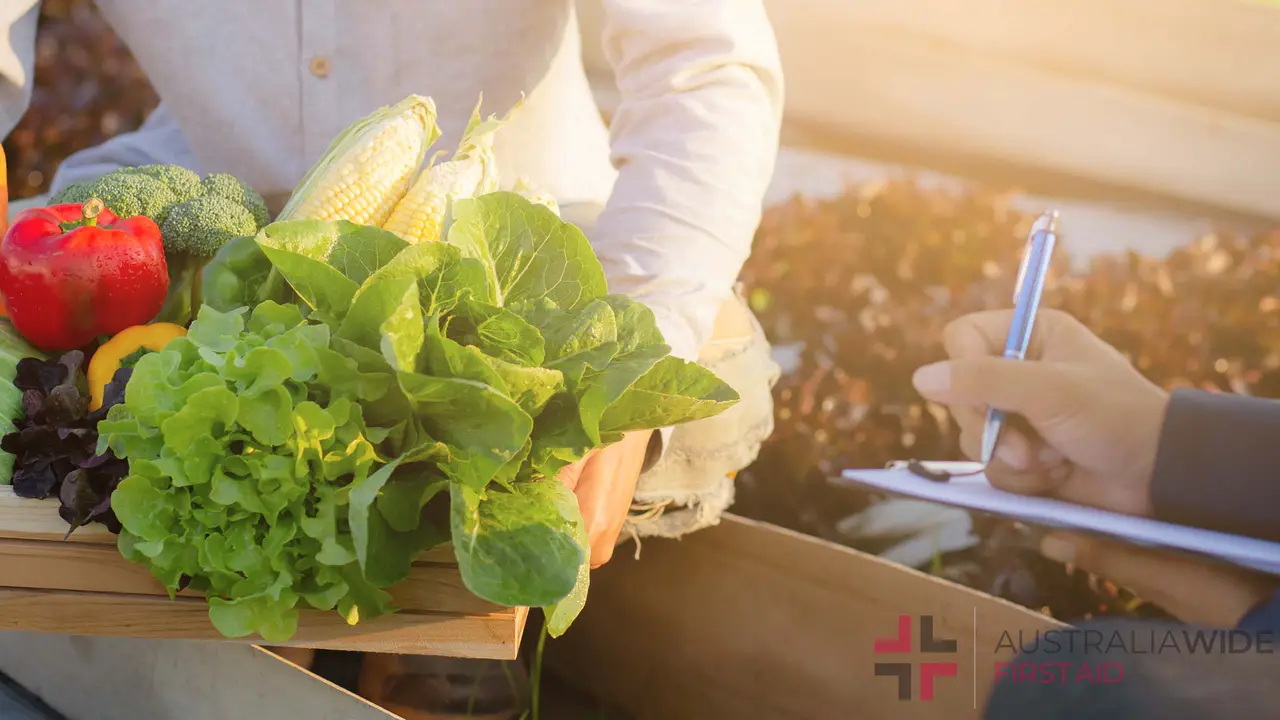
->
[0,0,784,368]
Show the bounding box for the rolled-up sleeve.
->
[592,0,784,365]
[0,0,39,141]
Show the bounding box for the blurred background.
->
[5,0,1280,632]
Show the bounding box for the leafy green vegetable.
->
[0,319,47,484]
[597,356,742,434]
[450,479,583,608]
[257,219,408,287]
[541,479,591,637]
[174,191,740,638]
[396,371,530,491]
[99,304,446,642]
[445,192,607,310]
[201,236,296,313]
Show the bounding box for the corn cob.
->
[382,94,520,244]
[278,95,441,226]
[513,177,560,217]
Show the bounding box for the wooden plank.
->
[0,489,521,657]
[0,487,458,563]
[578,0,1280,222]
[0,588,527,659]
[0,538,500,615]
[0,633,400,720]
[546,515,1061,720]
[579,0,1280,121]
[0,489,115,544]
[772,13,1280,222]
[790,0,1280,123]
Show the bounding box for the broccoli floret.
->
[80,173,179,223]
[200,173,270,229]
[160,195,258,258]
[152,195,259,326]
[49,182,96,206]
[119,164,202,202]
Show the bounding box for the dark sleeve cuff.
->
[1238,591,1280,633]
[1151,389,1280,543]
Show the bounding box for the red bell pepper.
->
[0,198,169,352]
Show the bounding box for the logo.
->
[873,615,959,701]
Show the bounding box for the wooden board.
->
[0,538,500,615]
[0,487,526,659]
[772,10,1280,223]
[579,0,1280,222]
[780,0,1280,124]
[546,514,1062,720]
[0,590,526,657]
[0,487,452,563]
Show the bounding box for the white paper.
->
[839,461,1280,576]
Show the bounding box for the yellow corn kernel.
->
[380,151,467,244]
[382,94,520,244]
[278,95,441,226]
[513,177,560,217]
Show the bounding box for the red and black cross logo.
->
[873,615,959,701]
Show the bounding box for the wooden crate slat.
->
[0,588,527,660]
[0,488,523,657]
[0,490,115,544]
[0,487,459,563]
[0,538,500,615]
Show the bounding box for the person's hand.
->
[558,430,655,568]
[1038,531,1275,627]
[911,309,1169,516]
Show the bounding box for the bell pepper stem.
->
[60,198,108,233]
[81,198,105,227]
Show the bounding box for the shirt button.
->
[309,56,331,79]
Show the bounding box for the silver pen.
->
[980,211,1059,467]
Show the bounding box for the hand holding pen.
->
[900,211,1059,481]
[911,211,1170,517]
[908,216,1275,631]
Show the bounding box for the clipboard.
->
[838,461,1280,576]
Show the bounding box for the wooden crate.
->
[0,486,528,659]
[547,514,1062,720]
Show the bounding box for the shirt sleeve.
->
[1150,389,1280,543]
[49,103,203,193]
[592,0,784,366]
[1238,590,1280,633]
[0,1,39,141]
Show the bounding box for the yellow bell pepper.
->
[87,322,187,411]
